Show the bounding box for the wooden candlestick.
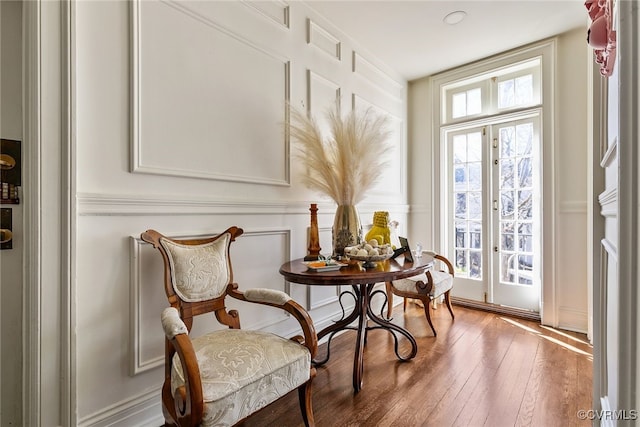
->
[304,203,322,261]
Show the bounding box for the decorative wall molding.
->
[598,188,618,218]
[307,18,341,61]
[600,133,618,169]
[307,70,341,114]
[352,51,403,101]
[130,228,292,376]
[77,386,162,427]
[243,0,290,29]
[352,94,406,199]
[131,0,290,186]
[77,193,409,216]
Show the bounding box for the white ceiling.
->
[306,0,588,81]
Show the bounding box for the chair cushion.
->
[392,270,453,298]
[171,329,311,427]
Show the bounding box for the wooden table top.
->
[279,254,434,286]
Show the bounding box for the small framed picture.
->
[399,237,413,263]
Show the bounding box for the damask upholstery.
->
[160,234,231,302]
[166,321,311,427]
[141,227,317,427]
[391,270,453,299]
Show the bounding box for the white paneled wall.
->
[73,0,407,424]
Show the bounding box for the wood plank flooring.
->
[239,304,593,427]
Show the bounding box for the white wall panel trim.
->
[600,135,618,168]
[307,18,341,61]
[243,0,290,29]
[601,237,617,261]
[77,386,162,427]
[598,189,618,218]
[77,193,409,216]
[352,51,403,101]
[352,94,407,199]
[130,1,291,186]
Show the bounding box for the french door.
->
[445,115,541,312]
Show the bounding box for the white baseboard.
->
[78,387,163,427]
[557,306,588,334]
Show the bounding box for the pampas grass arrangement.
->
[288,104,392,206]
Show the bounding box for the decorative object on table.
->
[394,236,413,263]
[0,139,21,204]
[388,219,400,249]
[364,211,391,246]
[585,0,616,76]
[304,203,322,261]
[345,241,394,268]
[303,258,347,272]
[288,102,392,257]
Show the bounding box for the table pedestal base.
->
[313,283,418,393]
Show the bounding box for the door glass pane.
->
[468,163,481,190]
[469,251,482,278]
[497,121,536,286]
[451,130,483,279]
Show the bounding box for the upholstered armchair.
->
[385,251,455,336]
[141,226,317,427]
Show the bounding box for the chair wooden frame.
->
[141,226,318,427]
[385,252,455,336]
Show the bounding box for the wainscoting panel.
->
[244,0,290,29]
[307,18,341,61]
[307,70,341,122]
[73,1,408,424]
[352,51,403,101]
[352,94,405,199]
[131,0,289,185]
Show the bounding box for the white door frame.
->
[23,1,74,425]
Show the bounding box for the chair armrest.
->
[227,284,318,359]
[433,254,455,276]
[161,307,204,426]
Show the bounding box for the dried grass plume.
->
[288,103,392,205]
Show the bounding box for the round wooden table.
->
[279,254,433,393]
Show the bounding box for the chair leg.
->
[422,299,437,336]
[444,290,455,319]
[297,378,315,427]
[403,297,407,312]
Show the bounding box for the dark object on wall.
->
[0,139,21,204]
[1,208,12,250]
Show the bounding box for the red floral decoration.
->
[585,0,616,76]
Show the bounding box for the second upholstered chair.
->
[141,226,317,427]
[385,251,455,336]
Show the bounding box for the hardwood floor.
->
[239,303,593,427]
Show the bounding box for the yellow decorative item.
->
[365,211,391,246]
